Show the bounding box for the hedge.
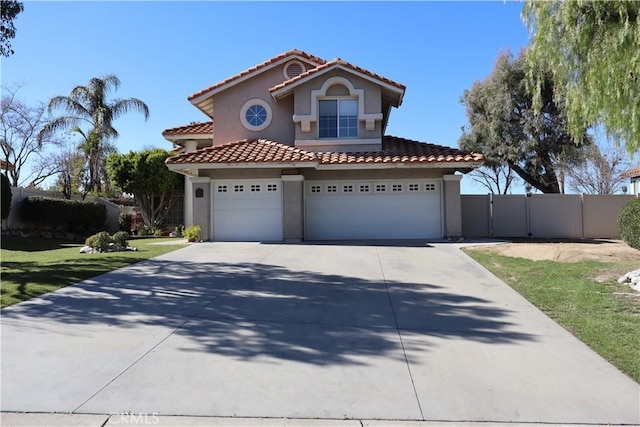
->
[618,198,640,251]
[20,196,106,233]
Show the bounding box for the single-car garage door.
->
[213,179,283,241]
[306,179,441,240]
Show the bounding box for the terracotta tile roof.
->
[271,58,406,95]
[317,136,483,165]
[166,139,318,165]
[162,121,213,137]
[623,166,640,178]
[188,49,327,102]
[166,136,483,167]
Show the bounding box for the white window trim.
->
[283,60,306,80]
[293,76,382,133]
[240,98,273,132]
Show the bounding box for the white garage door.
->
[213,180,283,241]
[306,180,442,240]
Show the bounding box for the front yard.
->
[465,241,640,384]
[1,237,187,308]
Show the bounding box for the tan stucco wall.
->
[190,178,211,241]
[212,66,295,145]
[442,174,462,238]
[282,176,304,242]
[293,70,382,142]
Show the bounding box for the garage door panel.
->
[213,180,283,242]
[306,180,441,240]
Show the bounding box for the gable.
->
[188,50,327,118]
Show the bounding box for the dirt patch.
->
[468,239,640,264]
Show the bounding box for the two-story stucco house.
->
[163,49,483,242]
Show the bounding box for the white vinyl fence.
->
[462,193,637,239]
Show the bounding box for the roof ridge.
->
[188,49,328,102]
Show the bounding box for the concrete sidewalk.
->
[1,242,639,424]
[0,412,614,426]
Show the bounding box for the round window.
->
[245,104,267,127]
[240,99,272,131]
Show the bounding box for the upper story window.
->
[318,99,358,138]
[240,98,272,132]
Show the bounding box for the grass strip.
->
[464,249,640,384]
[1,237,187,308]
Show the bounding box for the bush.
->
[118,213,132,232]
[21,197,106,233]
[112,231,129,248]
[1,173,11,221]
[174,224,184,235]
[182,225,201,241]
[92,231,112,252]
[85,233,98,247]
[618,198,640,250]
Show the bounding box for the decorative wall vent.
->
[284,61,304,79]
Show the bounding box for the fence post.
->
[526,192,532,238]
[489,193,493,238]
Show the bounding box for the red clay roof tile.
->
[162,121,213,136]
[270,58,406,95]
[166,136,483,166]
[188,49,327,102]
[623,166,640,178]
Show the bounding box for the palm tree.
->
[41,74,149,194]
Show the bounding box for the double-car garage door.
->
[305,179,442,240]
[211,179,442,241]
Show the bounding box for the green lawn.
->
[464,249,640,384]
[1,237,187,308]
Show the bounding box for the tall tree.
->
[566,142,633,194]
[0,0,24,57]
[41,74,149,194]
[469,164,517,195]
[0,85,62,187]
[106,149,182,228]
[523,1,640,153]
[459,50,591,194]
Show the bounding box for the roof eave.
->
[270,63,405,105]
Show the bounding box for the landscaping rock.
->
[618,268,640,292]
[79,245,97,254]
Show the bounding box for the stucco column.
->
[443,174,462,238]
[189,177,211,241]
[281,174,304,242]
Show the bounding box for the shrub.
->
[618,198,640,250]
[112,231,129,248]
[118,213,132,232]
[21,197,106,233]
[92,231,113,252]
[153,228,163,237]
[136,223,150,236]
[85,233,98,247]
[182,225,201,242]
[1,173,11,220]
[174,224,184,235]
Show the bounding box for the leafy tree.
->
[1,85,63,187]
[523,1,640,153]
[459,50,591,193]
[41,74,149,194]
[0,0,24,57]
[107,149,182,228]
[566,141,633,194]
[1,172,11,220]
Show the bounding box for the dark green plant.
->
[118,212,132,232]
[618,198,640,250]
[112,231,128,248]
[174,224,184,235]
[92,231,112,252]
[1,172,11,220]
[21,197,106,233]
[85,233,98,247]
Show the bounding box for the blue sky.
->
[2,1,530,193]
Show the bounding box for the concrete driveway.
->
[1,242,638,424]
